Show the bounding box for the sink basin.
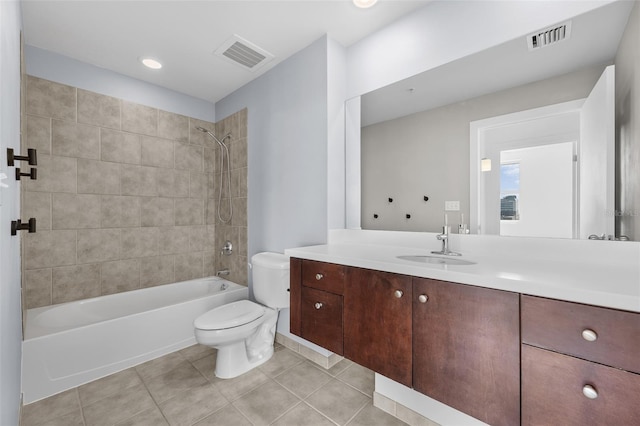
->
[397,255,476,266]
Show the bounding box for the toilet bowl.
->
[194,252,290,378]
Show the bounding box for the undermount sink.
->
[397,255,476,266]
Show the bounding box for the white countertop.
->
[285,230,640,313]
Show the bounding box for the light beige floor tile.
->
[194,404,252,426]
[325,358,354,377]
[191,353,217,382]
[145,361,209,403]
[78,367,142,406]
[180,344,216,362]
[21,389,81,426]
[213,367,270,401]
[274,361,332,398]
[232,380,300,426]
[159,383,229,426]
[337,363,375,397]
[306,379,370,426]
[115,406,170,426]
[135,351,186,381]
[258,347,304,378]
[30,409,84,426]
[347,402,408,426]
[271,402,335,426]
[82,382,156,426]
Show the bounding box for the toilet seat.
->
[194,300,265,330]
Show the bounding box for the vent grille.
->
[215,35,274,72]
[527,21,572,50]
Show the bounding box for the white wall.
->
[346,0,615,98]
[0,1,24,424]
[25,45,215,122]
[327,37,347,231]
[216,36,347,345]
[216,36,332,257]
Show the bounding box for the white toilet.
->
[194,252,290,379]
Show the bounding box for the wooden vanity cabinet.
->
[412,278,520,426]
[522,345,640,426]
[521,295,640,425]
[343,267,413,387]
[290,258,345,355]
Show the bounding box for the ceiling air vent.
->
[214,35,274,72]
[527,21,572,51]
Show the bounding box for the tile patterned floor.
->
[21,343,408,426]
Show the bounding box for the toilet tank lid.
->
[251,252,289,269]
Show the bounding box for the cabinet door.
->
[301,287,343,355]
[344,267,412,387]
[522,344,640,426]
[413,278,520,426]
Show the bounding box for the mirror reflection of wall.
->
[361,64,605,233]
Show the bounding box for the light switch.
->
[445,201,460,211]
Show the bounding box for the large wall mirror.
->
[353,0,637,241]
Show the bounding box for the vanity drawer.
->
[521,295,640,374]
[301,260,345,295]
[522,344,640,426]
[301,287,343,355]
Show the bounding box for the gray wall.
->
[216,36,349,343]
[216,36,332,257]
[616,1,640,241]
[0,1,23,423]
[361,65,606,232]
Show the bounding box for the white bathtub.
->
[22,276,248,404]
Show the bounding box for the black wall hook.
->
[423,196,429,202]
[388,197,393,203]
[373,214,379,219]
[406,214,411,219]
[16,168,37,180]
[11,218,36,236]
[7,148,37,166]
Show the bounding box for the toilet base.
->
[213,308,279,379]
[215,342,274,379]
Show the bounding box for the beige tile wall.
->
[22,76,248,309]
[213,109,248,285]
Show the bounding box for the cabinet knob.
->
[418,294,428,303]
[582,384,598,399]
[394,290,403,298]
[315,273,323,280]
[314,302,323,310]
[582,329,598,342]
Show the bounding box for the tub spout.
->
[216,270,230,276]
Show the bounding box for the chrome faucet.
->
[216,269,230,276]
[431,226,461,256]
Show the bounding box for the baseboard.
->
[275,332,343,369]
[373,391,441,426]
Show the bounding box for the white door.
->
[579,65,615,238]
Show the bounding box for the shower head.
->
[195,126,210,133]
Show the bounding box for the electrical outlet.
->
[445,201,460,211]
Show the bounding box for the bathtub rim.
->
[24,276,245,340]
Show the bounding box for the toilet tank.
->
[251,252,290,309]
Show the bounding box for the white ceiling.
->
[21,0,432,104]
[361,0,635,126]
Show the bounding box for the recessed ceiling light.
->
[140,57,162,70]
[353,0,378,8]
